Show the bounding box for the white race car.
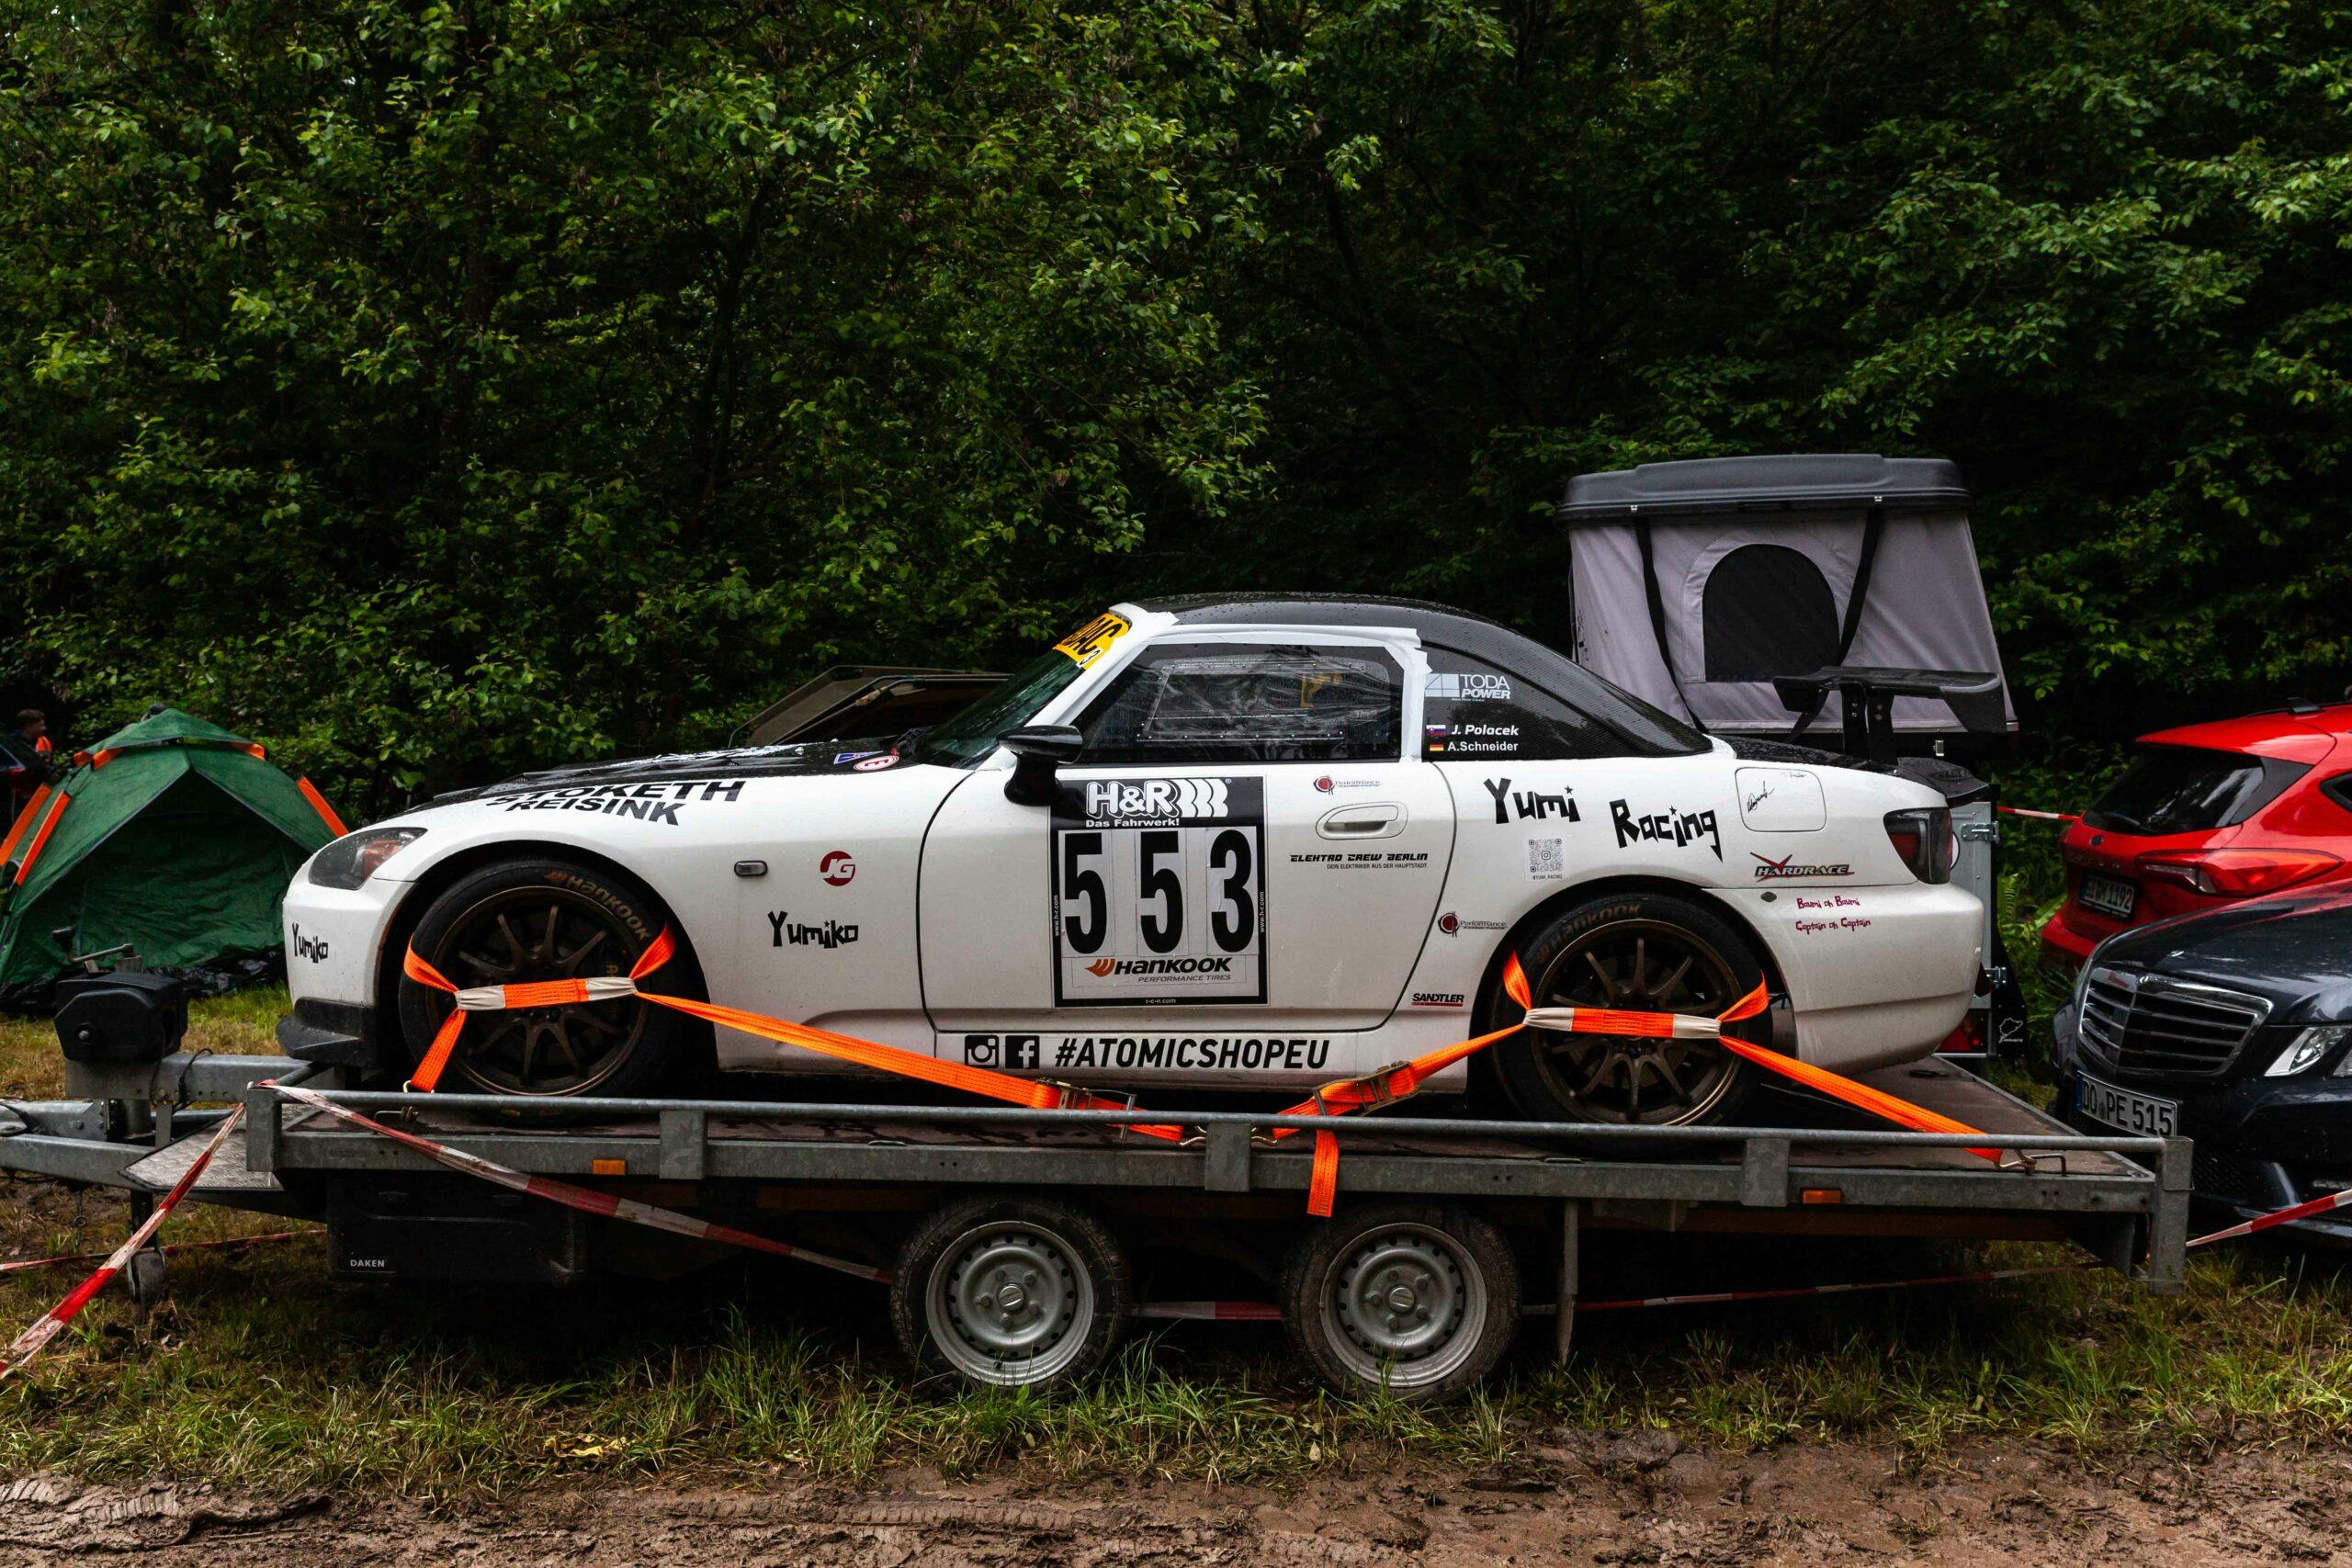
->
[278,596,1983,1124]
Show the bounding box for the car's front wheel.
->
[396,857,695,1096]
[1487,890,1769,1126]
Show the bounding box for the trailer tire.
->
[891,1195,1130,1390]
[1281,1202,1518,1402]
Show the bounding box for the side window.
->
[1079,642,1403,765]
[1423,649,1625,760]
[1702,544,1838,682]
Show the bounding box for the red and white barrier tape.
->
[1132,1300,1284,1323]
[270,1082,889,1285]
[1997,806,2081,823]
[0,1107,245,1382]
[2186,1183,2352,1247]
[1,1230,305,1279]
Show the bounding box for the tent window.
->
[1702,545,1839,682]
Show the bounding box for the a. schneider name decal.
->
[489,778,745,826]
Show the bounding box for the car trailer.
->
[0,1043,2190,1400]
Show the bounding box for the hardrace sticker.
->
[1051,776,1266,1007]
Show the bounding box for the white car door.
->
[919,628,1454,1082]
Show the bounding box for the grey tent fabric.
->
[1560,458,2016,739]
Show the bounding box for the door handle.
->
[1317,803,1403,840]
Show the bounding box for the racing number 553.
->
[1051,777,1268,1007]
[1056,828,1257,956]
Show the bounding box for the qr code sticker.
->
[1527,837,1565,880]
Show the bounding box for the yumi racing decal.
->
[1050,775,1267,1007]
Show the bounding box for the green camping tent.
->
[0,709,345,987]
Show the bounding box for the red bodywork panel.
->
[2041,705,2352,970]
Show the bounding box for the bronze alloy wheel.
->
[399,859,692,1098]
[1508,898,1763,1126]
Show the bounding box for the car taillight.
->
[1883,807,1955,884]
[2136,847,2342,897]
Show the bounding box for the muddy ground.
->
[6,1435,2346,1565]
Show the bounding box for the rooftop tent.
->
[0,709,347,990]
[1557,455,2016,748]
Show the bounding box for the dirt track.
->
[6,1435,2347,1565]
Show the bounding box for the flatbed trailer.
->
[1,1054,2189,1399]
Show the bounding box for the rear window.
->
[2085,745,2306,835]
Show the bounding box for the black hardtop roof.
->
[1555,454,1968,522]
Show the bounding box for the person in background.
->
[11,709,50,755]
[2,711,49,823]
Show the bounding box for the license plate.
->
[2079,874,2137,919]
[2077,1072,2177,1137]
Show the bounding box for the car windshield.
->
[910,649,1085,766]
[2086,745,2297,835]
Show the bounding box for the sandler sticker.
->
[1053,611,1132,668]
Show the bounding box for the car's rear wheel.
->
[396,857,694,1097]
[1488,891,1768,1125]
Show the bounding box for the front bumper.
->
[2053,1002,2352,1243]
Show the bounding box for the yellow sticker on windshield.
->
[1053,611,1131,669]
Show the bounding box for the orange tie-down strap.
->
[401,934,2000,1215]
[400,930,1183,1140]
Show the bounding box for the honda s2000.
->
[277,596,1982,1126]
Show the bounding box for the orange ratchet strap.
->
[401,934,1999,1213]
[401,929,1182,1139]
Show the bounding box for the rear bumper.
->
[2039,909,2099,972]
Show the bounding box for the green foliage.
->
[4,0,2347,812]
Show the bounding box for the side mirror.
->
[1002,724,1084,807]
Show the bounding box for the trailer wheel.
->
[1281,1202,1519,1402]
[891,1196,1130,1390]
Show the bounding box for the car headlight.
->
[2265,1025,2352,1077]
[307,828,425,889]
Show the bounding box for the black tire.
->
[396,856,696,1097]
[890,1195,1131,1390]
[1281,1201,1519,1402]
[1487,890,1770,1126]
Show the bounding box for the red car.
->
[2041,701,2352,971]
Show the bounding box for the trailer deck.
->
[5,1054,2188,1278]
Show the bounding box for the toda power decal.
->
[963,1032,1332,1073]
[1752,852,1852,881]
[488,778,744,825]
[1425,671,1510,702]
[1482,776,1579,825]
[1610,797,1722,860]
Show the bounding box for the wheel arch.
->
[1463,874,1789,1102]
[369,838,716,1045]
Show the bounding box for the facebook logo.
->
[963,1034,1039,1068]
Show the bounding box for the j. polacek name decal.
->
[1483,777,1580,826]
[769,911,859,949]
[491,778,745,825]
[1610,797,1722,860]
[965,1033,1332,1072]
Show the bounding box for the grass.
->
[4,849,2350,1495]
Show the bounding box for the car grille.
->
[2076,966,2270,1079]
[2193,1149,2284,1208]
